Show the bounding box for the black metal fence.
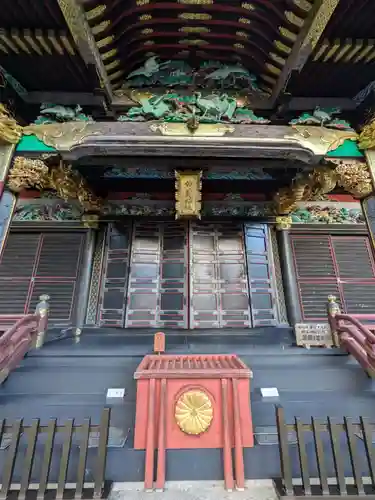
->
[275,405,375,499]
[0,409,110,499]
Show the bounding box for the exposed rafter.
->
[56,0,113,101]
[313,38,375,64]
[0,28,76,57]
[270,0,341,105]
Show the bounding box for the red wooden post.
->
[154,332,165,354]
[155,378,167,491]
[232,378,245,490]
[221,379,234,491]
[144,378,156,491]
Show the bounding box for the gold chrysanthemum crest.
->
[175,390,213,435]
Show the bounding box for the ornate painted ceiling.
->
[0,0,374,117]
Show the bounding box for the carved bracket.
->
[274,160,373,214]
[7,157,103,219]
[358,119,375,150]
[0,105,22,145]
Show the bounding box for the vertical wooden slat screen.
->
[291,234,375,320]
[0,231,85,322]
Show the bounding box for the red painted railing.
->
[327,296,375,376]
[0,295,50,384]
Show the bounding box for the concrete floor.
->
[109,481,278,500]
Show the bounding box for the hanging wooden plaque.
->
[175,170,202,219]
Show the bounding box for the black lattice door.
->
[189,222,252,328]
[244,224,278,326]
[98,222,281,329]
[124,222,188,328]
[98,224,132,326]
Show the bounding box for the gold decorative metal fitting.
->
[269,52,286,66]
[265,63,281,75]
[241,2,255,10]
[141,28,154,35]
[236,31,248,39]
[293,0,312,12]
[97,36,114,48]
[136,0,150,5]
[285,11,304,28]
[139,14,152,21]
[101,48,118,60]
[175,390,213,435]
[279,27,297,42]
[275,216,293,230]
[178,0,213,3]
[150,122,235,137]
[234,43,245,49]
[85,5,106,21]
[179,27,210,34]
[273,39,292,55]
[175,170,202,219]
[179,39,208,46]
[179,13,212,20]
[105,59,121,72]
[238,17,251,24]
[91,21,110,36]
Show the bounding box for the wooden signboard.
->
[295,323,333,348]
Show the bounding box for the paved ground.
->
[109,481,278,500]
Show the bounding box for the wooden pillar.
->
[276,222,303,326]
[0,190,17,259]
[0,144,17,261]
[74,229,97,338]
[363,151,375,253]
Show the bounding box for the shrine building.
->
[0,0,375,494]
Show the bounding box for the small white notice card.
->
[260,387,279,398]
[106,388,125,399]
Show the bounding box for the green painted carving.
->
[326,139,364,158]
[34,104,93,124]
[291,206,364,224]
[13,202,82,221]
[118,91,270,124]
[204,203,273,217]
[103,201,273,217]
[290,107,353,130]
[104,203,175,217]
[16,135,57,153]
[124,57,261,91]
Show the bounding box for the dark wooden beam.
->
[270,0,341,106]
[56,0,113,101]
[288,97,358,111]
[25,91,105,106]
[76,156,307,170]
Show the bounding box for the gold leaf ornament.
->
[175,390,213,435]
